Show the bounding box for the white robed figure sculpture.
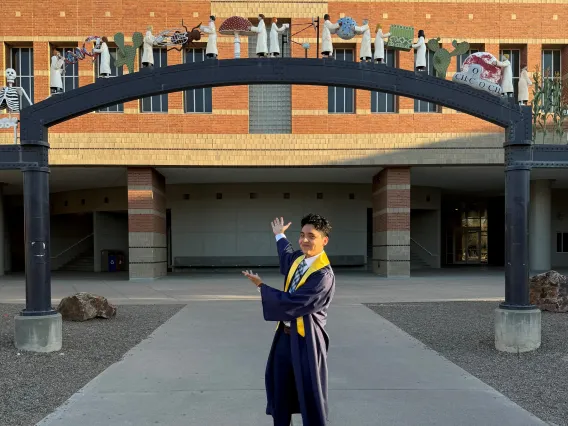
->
[492,54,514,98]
[50,48,65,94]
[412,29,426,72]
[355,20,371,62]
[142,26,156,67]
[374,24,390,63]
[250,14,268,57]
[93,37,111,77]
[200,16,218,58]
[321,14,341,57]
[517,65,532,105]
[268,17,289,57]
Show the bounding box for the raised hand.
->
[242,270,263,287]
[271,217,292,236]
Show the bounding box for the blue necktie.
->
[289,260,307,293]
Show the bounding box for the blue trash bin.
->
[108,254,117,272]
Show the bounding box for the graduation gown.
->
[260,237,335,426]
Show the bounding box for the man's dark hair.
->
[324,14,330,21]
[301,213,332,237]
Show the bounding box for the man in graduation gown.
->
[242,214,335,426]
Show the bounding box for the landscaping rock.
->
[57,293,117,321]
[529,270,568,313]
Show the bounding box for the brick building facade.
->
[1,1,567,279]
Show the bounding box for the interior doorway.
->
[445,201,488,265]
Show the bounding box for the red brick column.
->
[372,168,411,277]
[127,168,167,280]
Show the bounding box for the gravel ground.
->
[366,301,568,426]
[0,304,184,426]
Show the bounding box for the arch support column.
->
[529,180,552,273]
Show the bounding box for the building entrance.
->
[445,202,488,265]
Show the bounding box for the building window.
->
[140,48,168,112]
[60,50,79,92]
[499,49,520,101]
[328,48,355,113]
[414,50,439,113]
[9,47,34,108]
[557,232,568,253]
[95,47,124,112]
[542,49,561,81]
[184,48,212,113]
[456,48,480,72]
[371,49,396,113]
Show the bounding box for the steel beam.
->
[0,144,44,170]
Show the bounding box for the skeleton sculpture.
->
[0,68,33,113]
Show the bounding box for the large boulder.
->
[529,270,568,313]
[57,292,117,321]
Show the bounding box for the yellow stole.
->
[277,251,330,337]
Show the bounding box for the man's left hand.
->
[242,270,263,287]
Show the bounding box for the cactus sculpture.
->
[427,38,470,78]
[113,32,144,74]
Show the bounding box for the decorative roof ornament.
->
[113,32,144,74]
[385,24,414,51]
[219,16,255,58]
[453,52,504,96]
[427,38,470,78]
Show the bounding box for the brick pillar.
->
[372,168,410,277]
[127,168,167,280]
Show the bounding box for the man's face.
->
[298,224,328,257]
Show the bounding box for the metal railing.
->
[51,233,94,270]
[410,238,438,258]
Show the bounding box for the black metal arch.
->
[20,58,528,141]
[9,57,568,323]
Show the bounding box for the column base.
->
[14,313,62,353]
[373,260,410,278]
[495,307,541,353]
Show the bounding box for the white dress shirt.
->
[273,234,323,327]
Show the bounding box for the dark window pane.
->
[345,88,354,113]
[195,86,204,111]
[186,90,195,112]
[20,48,31,76]
[543,51,552,76]
[553,50,561,75]
[558,233,563,252]
[204,87,212,112]
[371,91,377,112]
[162,93,168,111]
[328,86,334,112]
[564,233,568,253]
[336,87,345,113]
[142,96,151,111]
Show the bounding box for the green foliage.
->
[113,32,144,74]
[427,38,470,78]
[532,65,568,144]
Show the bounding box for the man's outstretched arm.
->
[271,217,301,275]
[259,272,334,321]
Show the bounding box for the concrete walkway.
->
[1,269,548,425]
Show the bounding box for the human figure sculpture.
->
[355,19,371,62]
[142,26,155,68]
[93,37,111,77]
[517,65,532,105]
[268,17,289,57]
[374,24,390,63]
[251,14,268,57]
[492,54,514,97]
[50,48,65,94]
[200,16,218,58]
[412,29,426,72]
[0,68,33,113]
[321,14,341,58]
